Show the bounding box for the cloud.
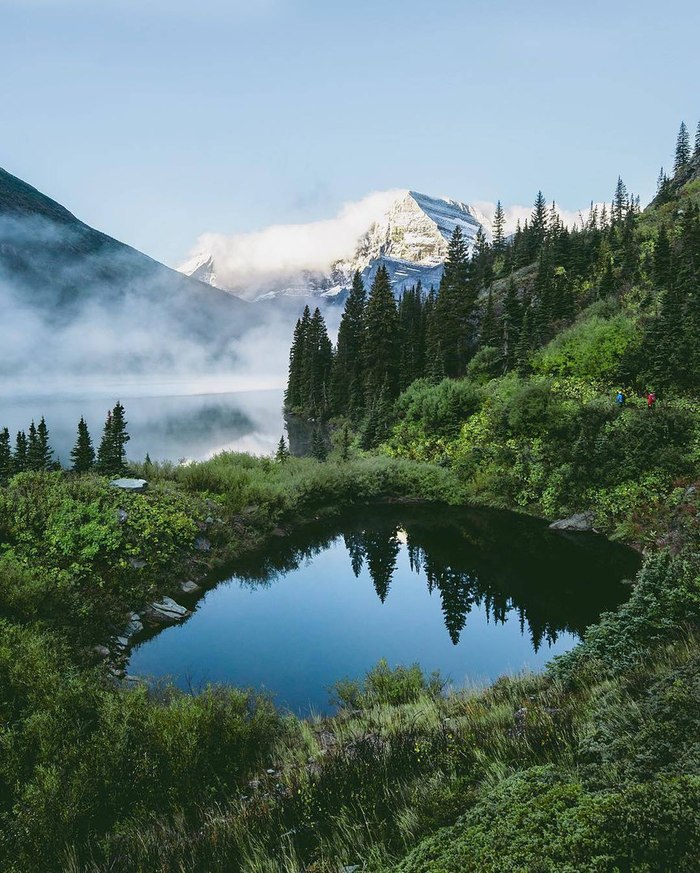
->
[179,190,406,298]
[472,200,601,236]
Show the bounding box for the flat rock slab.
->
[549,512,596,532]
[180,580,201,594]
[145,596,190,624]
[110,478,148,492]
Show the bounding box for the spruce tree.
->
[339,424,352,462]
[0,427,11,483]
[285,312,308,411]
[97,410,113,473]
[674,121,691,175]
[70,416,95,473]
[310,427,327,461]
[110,402,130,475]
[330,271,366,416]
[612,177,628,224]
[502,280,523,371]
[480,289,500,349]
[695,121,700,160]
[275,435,290,462]
[529,191,549,255]
[492,200,506,251]
[364,265,400,400]
[426,227,475,377]
[25,420,51,471]
[13,431,27,473]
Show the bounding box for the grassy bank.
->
[1,434,699,870]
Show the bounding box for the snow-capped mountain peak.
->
[177,189,490,303]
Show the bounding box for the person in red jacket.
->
[647,391,657,410]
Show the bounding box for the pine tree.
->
[275,435,290,462]
[612,177,628,224]
[70,416,95,473]
[310,427,327,461]
[502,280,523,371]
[97,410,113,473]
[529,191,549,255]
[285,311,309,411]
[339,424,352,462]
[330,271,366,415]
[492,200,506,251]
[426,227,475,377]
[674,121,691,175]
[695,121,700,160]
[364,265,400,400]
[480,289,500,349]
[515,307,533,373]
[26,419,52,471]
[653,225,673,290]
[0,427,11,483]
[110,402,130,475]
[13,431,27,473]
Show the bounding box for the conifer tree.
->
[339,424,352,461]
[492,200,506,251]
[612,177,628,224]
[529,191,549,254]
[97,410,113,473]
[515,307,533,373]
[14,431,27,473]
[303,308,333,417]
[285,311,308,411]
[310,427,327,461]
[275,435,290,463]
[363,265,400,400]
[695,121,700,160]
[674,121,691,175]
[480,289,500,349]
[653,225,673,290]
[426,227,475,377]
[0,427,11,483]
[330,271,366,415]
[70,416,95,473]
[502,280,523,372]
[110,402,130,475]
[26,419,52,471]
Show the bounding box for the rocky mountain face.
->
[180,190,490,303]
[0,166,253,379]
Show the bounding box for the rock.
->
[194,536,211,552]
[109,478,148,492]
[123,614,144,637]
[93,644,110,659]
[117,508,128,523]
[180,580,201,594]
[115,636,129,649]
[144,596,190,624]
[549,512,595,532]
[205,516,214,525]
[128,557,147,570]
[271,527,287,537]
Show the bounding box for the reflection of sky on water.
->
[0,386,285,462]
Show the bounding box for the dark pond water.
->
[129,505,640,714]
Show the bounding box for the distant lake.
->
[0,386,287,462]
[129,505,640,714]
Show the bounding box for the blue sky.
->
[1,0,698,266]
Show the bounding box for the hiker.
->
[647,391,657,410]
[615,389,626,407]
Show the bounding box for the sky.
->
[1,0,699,267]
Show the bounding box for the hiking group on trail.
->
[614,389,657,409]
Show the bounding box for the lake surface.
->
[129,505,640,714]
[0,386,286,462]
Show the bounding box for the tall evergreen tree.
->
[529,191,549,254]
[695,121,700,160]
[492,200,506,251]
[502,280,523,372]
[275,435,290,463]
[363,266,400,400]
[97,410,113,473]
[674,121,691,175]
[285,310,309,411]
[426,227,475,377]
[26,418,52,471]
[0,427,11,483]
[330,271,366,415]
[480,289,500,349]
[310,427,327,461]
[70,416,95,473]
[13,431,27,473]
[110,403,130,475]
[612,177,628,224]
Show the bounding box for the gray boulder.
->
[110,478,148,492]
[194,536,212,552]
[145,596,190,624]
[124,613,144,637]
[549,512,596,532]
[180,580,201,594]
